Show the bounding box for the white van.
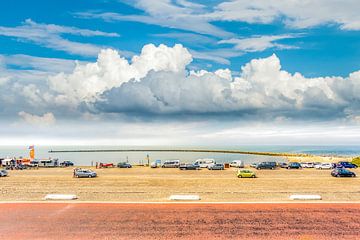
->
[38,158,59,167]
[230,160,244,168]
[161,160,180,168]
[194,158,215,168]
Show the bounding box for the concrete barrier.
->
[289,194,322,200]
[44,194,78,200]
[169,195,201,201]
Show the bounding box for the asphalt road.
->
[0,203,359,239]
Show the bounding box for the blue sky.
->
[1,0,360,145]
[1,0,360,76]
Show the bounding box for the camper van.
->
[161,160,180,168]
[230,160,244,168]
[38,158,59,167]
[194,158,215,168]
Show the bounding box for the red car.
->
[99,163,114,168]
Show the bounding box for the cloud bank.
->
[213,0,360,30]
[95,53,356,120]
[2,43,360,123]
[78,0,360,42]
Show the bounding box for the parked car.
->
[287,162,302,169]
[74,169,97,178]
[0,169,8,177]
[161,160,180,168]
[313,162,322,167]
[29,160,39,168]
[150,160,162,168]
[179,163,199,170]
[229,160,244,168]
[237,169,256,178]
[301,162,314,168]
[278,162,288,168]
[99,163,114,168]
[315,163,333,170]
[250,162,258,168]
[60,161,74,167]
[117,162,132,168]
[256,162,276,170]
[208,163,225,170]
[332,163,344,169]
[15,164,27,170]
[194,159,215,168]
[331,168,356,177]
[338,161,358,169]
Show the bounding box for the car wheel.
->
[336,175,340,178]
[252,175,256,178]
[88,175,92,178]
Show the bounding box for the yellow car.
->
[237,169,256,178]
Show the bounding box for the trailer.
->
[38,159,59,167]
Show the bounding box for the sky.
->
[1,0,360,146]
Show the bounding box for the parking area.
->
[1,166,360,202]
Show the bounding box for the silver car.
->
[208,163,225,170]
[74,169,97,178]
[0,169,8,177]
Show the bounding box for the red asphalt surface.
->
[0,203,359,240]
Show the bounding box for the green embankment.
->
[352,157,360,167]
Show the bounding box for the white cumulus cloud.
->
[48,44,192,105]
[95,52,360,120]
[2,43,360,124]
[18,111,56,126]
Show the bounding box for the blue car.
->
[287,162,302,169]
[331,168,356,177]
[117,162,132,168]
[338,161,358,169]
